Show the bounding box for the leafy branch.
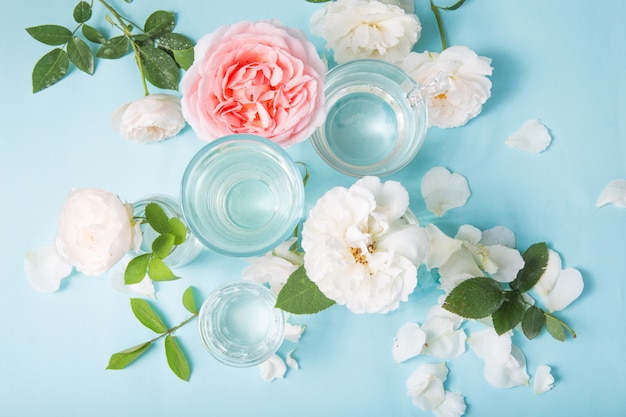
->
[26,0,194,93]
[106,286,200,381]
[124,202,187,285]
[442,242,576,342]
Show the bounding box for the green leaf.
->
[130,298,168,334]
[182,286,198,314]
[144,10,175,36]
[164,335,190,381]
[492,291,525,335]
[106,342,151,370]
[145,202,170,234]
[67,36,94,74]
[510,242,549,292]
[147,257,178,281]
[26,25,72,46]
[82,24,106,44]
[32,48,69,93]
[276,265,336,314]
[140,46,180,90]
[521,305,546,340]
[438,0,467,11]
[545,314,566,342]
[168,217,187,245]
[172,48,194,70]
[73,1,92,23]
[124,253,151,285]
[96,35,130,59]
[152,233,175,259]
[442,277,505,319]
[158,32,194,51]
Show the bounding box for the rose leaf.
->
[492,291,525,335]
[521,305,546,340]
[130,298,168,334]
[442,277,504,319]
[510,242,549,292]
[32,48,69,93]
[124,253,151,285]
[67,36,94,75]
[164,335,190,381]
[276,265,336,314]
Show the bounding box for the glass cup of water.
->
[311,59,429,177]
[180,134,304,257]
[197,280,286,367]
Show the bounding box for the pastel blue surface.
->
[1,0,625,416]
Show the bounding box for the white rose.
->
[301,177,429,314]
[112,94,186,143]
[402,46,493,128]
[55,188,138,276]
[310,0,421,64]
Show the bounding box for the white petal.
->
[432,391,467,417]
[110,255,156,299]
[482,245,525,283]
[421,316,467,359]
[483,345,529,388]
[455,224,482,244]
[285,350,299,369]
[438,249,482,294]
[468,327,512,366]
[424,224,463,270]
[24,246,73,293]
[597,179,626,208]
[406,362,448,410]
[393,322,426,363]
[505,119,551,153]
[284,322,306,343]
[421,167,471,217]
[479,226,516,248]
[428,300,465,329]
[533,365,554,395]
[259,354,287,382]
[532,249,562,296]
[542,267,584,312]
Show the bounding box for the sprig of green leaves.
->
[106,286,200,381]
[124,202,187,285]
[442,242,576,341]
[26,0,194,93]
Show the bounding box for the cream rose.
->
[181,20,326,147]
[55,188,138,276]
[402,46,493,128]
[301,177,429,314]
[112,94,186,143]
[310,0,421,64]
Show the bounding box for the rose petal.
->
[482,345,529,388]
[532,249,562,296]
[406,362,448,410]
[285,350,299,369]
[424,224,463,270]
[432,391,467,417]
[505,119,551,153]
[597,179,626,208]
[284,322,306,343]
[533,365,554,395]
[540,267,584,312]
[393,322,426,363]
[422,167,471,217]
[468,327,512,367]
[24,245,73,293]
[479,226,516,248]
[482,244,525,283]
[421,316,467,359]
[259,354,287,382]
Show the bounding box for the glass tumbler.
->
[311,59,429,177]
[180,134,304,257]
[198,280,286,367]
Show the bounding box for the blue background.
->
[1,0,625,416]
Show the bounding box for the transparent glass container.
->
[198,280,286,367]
[180,134,304,257]
[132,194,202,267]
[311,59,429,177]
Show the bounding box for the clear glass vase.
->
[132,194,202,267]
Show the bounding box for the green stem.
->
[98,0,150,95]
[430,0,447,50]
[145,314,198,344]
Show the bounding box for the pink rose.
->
[181,20,326,147]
